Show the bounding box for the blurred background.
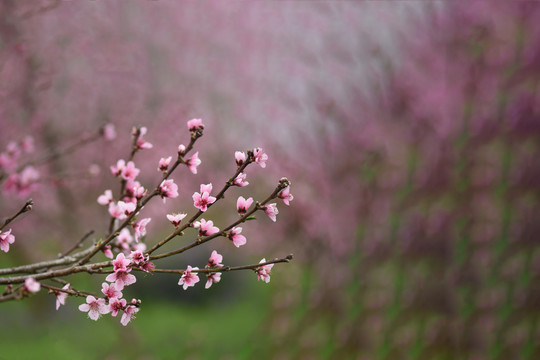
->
[1,1,540,359]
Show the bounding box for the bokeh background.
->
[1,1,540,359]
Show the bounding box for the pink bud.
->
[235,151,247,166]
[187,118,204,132]
[158,156,172,172]
[237,196,254,215]
[24,277,41,293]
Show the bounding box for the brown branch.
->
[138,254,293,275]
[0,260,113,285]
[0,199,33,231]
[40,283,95,299]
[0,246,95,276]
[58,230,94,258]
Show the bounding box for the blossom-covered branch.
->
[0,118,294,326]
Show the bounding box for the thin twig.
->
[40,283,95,298]
[149,179,289,261]
[143,254,293,275]
[0,199,33,231]
[146,155,254,255]
[58,230,94,258]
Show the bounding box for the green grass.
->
[0,280,273,360]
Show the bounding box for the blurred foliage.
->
[2,1,540,360]
[0,272,275,360]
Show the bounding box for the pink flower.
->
[200,183,213,194]
[121,161,140,181]
[192,183,216,212]
[109,201,136,220]
[126,180,146,200]
[121,303,140,326]
[228,227,247,248]
[130,250,144,263]
[136,138,153,150]
[193,219,220,236]
[187,118,204,131]
[103,245,114,259]
[235,151,247,166]
[101,282,123,299]
[106,270,137,290]
[159,179,179,200]
[236,196,253,215]
[167,213,187,227]
[140,261,155,273]
[0,229,15,253]
[102,123,116,140]
[132,242,147,253]
[24,277,41,293]
[158,156,172,172]
[278,186,294,206]
[255,259,274,283]
[109,297,127,317]
[186,151,201,174]
[55,283,70,310]
[177,144,186,155]
[128,249,153,272]
[207,250,224,267]
[253,147,268,168]
[133,218,151,241]
[97,189,113,205]
[110,159,126,177]
[205,272,222,289]
[263,203,279,222]
[108,202,123,219]
[112,253,131,272]
[232,172,249,187]
[178,265,200,290]
[79,296,110,321]
[120,201,137,216]
[134,126,153,150]
[132,184,147,199]
[116,228,134,251]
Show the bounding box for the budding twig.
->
[80,128,204,265]
[146,156,253,255]
[149,180,287,261]
[0,118,293,326]
[40,283,95,298]
[140,254,293,275]
[0,199,33,231]
[58,230,94,259]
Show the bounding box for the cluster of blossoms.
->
[77,251,147,325]
[0,118,293,327]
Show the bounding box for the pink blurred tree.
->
[2,1,540,358]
